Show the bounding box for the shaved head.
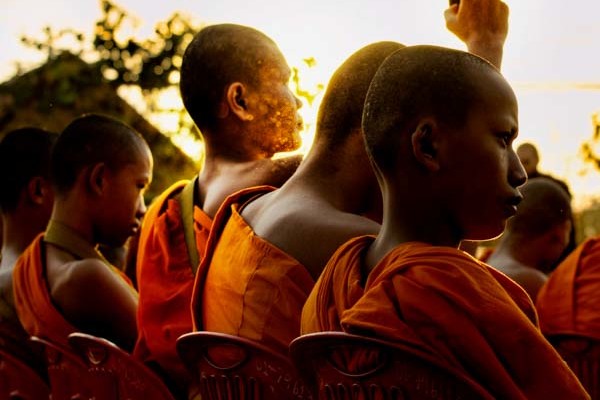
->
[52,114,150,195]
[316,41,405,147]
[363,45,497,173]
[507,177,571,237]
[180,23,280,132]
[0,127,58,213]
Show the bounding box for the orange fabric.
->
[12,234,133,349]
[191,186,315,355]
[134,180,212,385]
[13,234,77,348]
[537,237,600,340]
[302,236,589,400]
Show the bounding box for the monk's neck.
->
[392,200,460,242]
[503,237,544,271]
[293,151,376,215]
[50,202,95,246]
[1,213,46,269]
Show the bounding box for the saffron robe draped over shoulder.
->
[12,230,133,349]
[536,237,600,340]
[191,186,315,355]
[12,235,75,349]
[134,180,212,384]
[301,236,589,400]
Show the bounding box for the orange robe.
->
[12,234,133,349]
[191,187,315,355]
[134,180,212,386]
[302,236,588,400]
[536,237,600,339]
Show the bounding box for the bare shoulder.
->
[499,262,547,300]
[50,258,122,299]
[47,256,138,350]
[247,195,379,279]
[511,266,547,285]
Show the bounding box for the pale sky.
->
[3,0,600,209]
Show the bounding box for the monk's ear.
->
[88,163,107,195]
[225,82,254,122]
[411,119,441,172]
[26,176,47,205]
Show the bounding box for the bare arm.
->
[54,259,138,351]
[444,0,509,69]
[513,269,548,302]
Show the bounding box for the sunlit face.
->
[441,70,527,241]
[246,45,303,155]
[98,146,153,247]
[517,146,539,176]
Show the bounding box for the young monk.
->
[133,23,303,393]
[0,127,57,365]
[301,45,588,399]
[486,177,572,300]
[13,114,151,352]
[192,0,511,355]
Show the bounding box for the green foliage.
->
[581,112,600,171]
[291,57,324,107]
[93,0,196,91]
[15,0,323,149]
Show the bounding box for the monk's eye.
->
[497,131,514,148]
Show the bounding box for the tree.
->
[17,0,323,158]
[581,112,600,171]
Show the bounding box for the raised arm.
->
[444,0,509,69]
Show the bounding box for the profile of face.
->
[98,146,153,247]
[516,145,539,176]
[442,69,527,241]
[246,45,303,155]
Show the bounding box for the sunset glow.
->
[4,0,600,210]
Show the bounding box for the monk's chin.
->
[278,134,303,153]
[464,224,506,242]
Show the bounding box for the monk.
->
[301,46,588,399]
[192,42,398,356]
[193,0,512,356]
[13,114,151,352]
[536,236,600,340]
[133,23,303,394]
[0,127,57,367]
[486,177,572,300]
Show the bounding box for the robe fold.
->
[12,235,76,349]
[13,233,133,349]
[536,237,600,340]
[134,180,212,386]
[191,186,315,355]
[301,236,589,400]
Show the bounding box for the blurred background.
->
[3,0,600,241]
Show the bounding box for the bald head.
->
[316,41,405,147]
[363,45,499,173]
[52,114,149,195]
[507,177,571,237]
[516,142,540,176]
[0,127,58,213]
[180,23,280,132]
